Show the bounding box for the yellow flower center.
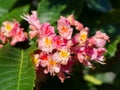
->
[49,59,56,66]
[61,26,68,32]
[59,50,69,58]
[67,15,73,24]
[85,55,91,61]
[79,32,87,42]
[5,24,12,31]
[32,54,39,66]
[44,37,52,46]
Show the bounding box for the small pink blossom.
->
[10,28,27,46]
[39,52,49,67]
[67,14,76,25]
[21,11,41,29]
[57,16,73,39]
[0,32,8,44]
[39,22,55,38]
[21,11,41,39]
[87,37,96,47]
[53,36,73,50]
[77,52,93,68]
[95,31,109,40]
[53,36,66,49]
[67,14,84,30]
[92,31,110,47]
[95,38,106,47]
[38,36,54,53]
[78,29,88,45]
[76,45,107,68]
[1,21,14,37]
[44,57,61,76]
[74,21,84,30]
[95,48,107,64]
[52,48,70,65]
[28,25,39,39]
[29,30,38,39]
[73,27,89,46]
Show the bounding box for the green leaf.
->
[86,0,112,12]
[95,72,116,84]
[0,0,17,17]
[84,74,102,85]
[37,0,66,24]
[107,36,120,58]
[0,5,30,25]
[0,45,35,90]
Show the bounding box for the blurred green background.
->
[0,0,120,90]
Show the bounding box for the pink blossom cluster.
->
[22,11,109,82]
[0,20,27,47]
[0,11,109,83]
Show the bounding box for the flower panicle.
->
[0,20,27,46]
[0,11,110,83]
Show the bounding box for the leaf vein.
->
[17,50,23,90]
